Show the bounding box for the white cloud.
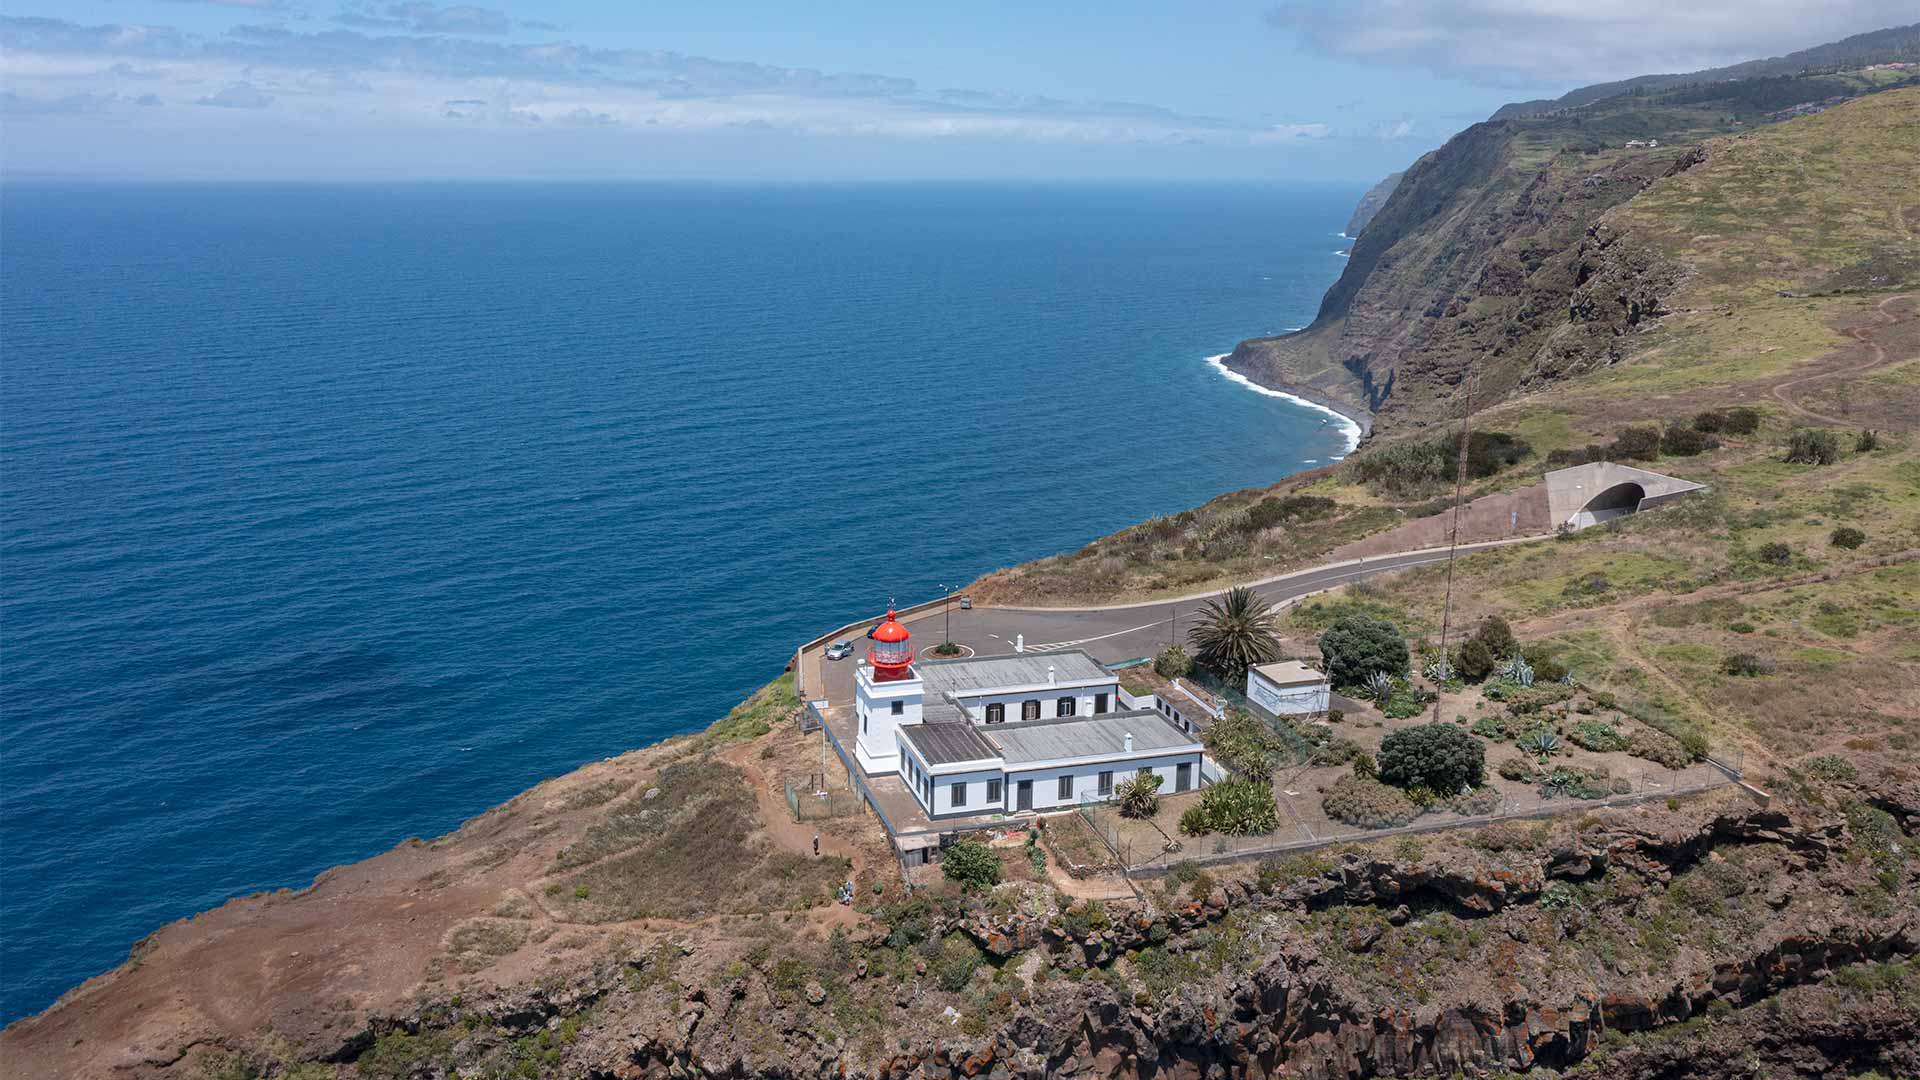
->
[195,81,273,108]
[1267,1,1917,83]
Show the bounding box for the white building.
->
[853,612,1205,820]
[1246,660,1331,717]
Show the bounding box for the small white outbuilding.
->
[1246,660,1331,717]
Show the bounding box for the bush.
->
[1519,643,1569,684]
[1693,409,1727,433]
[1721,652,1775,677]
[1348,431,1531,493]
[1804,754,1858,782]
[1569,720,1628,752]
[941,839,1002,890]
[1319,614,1409,688]
[1247,494,1338,530]
[1661,425,1713,456]
[1627,729,1692,769]
[1785,428,1841,465]
[1322,775,1418,828]
[1830,527,1866,550]
[1500,757,1539,782]
[1756,541,1793,565]
[1202,710,1291,779]
[1722,407,1762,435]
[1153,644,1192,679]
[1609,426,1663,461]
[1452,616,1517,684]
[1378,723,1486,793]
[1178,779,1279,836]
[1115,772,1163,819]
[1855,429,1880,453]
[931,933,983,992]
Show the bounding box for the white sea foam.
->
[1334,249,1350,258]
[1204,353,1363,456]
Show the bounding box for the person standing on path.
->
[813,833,820,857]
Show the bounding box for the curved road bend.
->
[802,535,1546,703]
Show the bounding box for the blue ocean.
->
[0,182,1356,1021]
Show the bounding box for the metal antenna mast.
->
[1432,368,1479,722]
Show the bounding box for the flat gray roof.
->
[917,650,1111,696]
[901,722,998,767]
[984,709,1200,766]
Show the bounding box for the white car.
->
[825,641,853,661]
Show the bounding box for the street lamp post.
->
[939,582,956,647]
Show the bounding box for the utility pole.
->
[1432,368,1480,723]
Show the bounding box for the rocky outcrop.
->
[1343,171,1405,240]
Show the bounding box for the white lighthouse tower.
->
[854,609,923,772]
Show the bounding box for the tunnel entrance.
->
[1574,481,1646,527]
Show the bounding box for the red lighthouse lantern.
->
[869,610,914,681]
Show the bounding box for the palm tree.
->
[1186,586,1283,683]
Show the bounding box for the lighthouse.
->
[868,610,915,681]
[853,609,924,771]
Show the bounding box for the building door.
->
[1016,779,1033,811]
[1176,763,1192,793]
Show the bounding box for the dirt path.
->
[1769,292,1914,425]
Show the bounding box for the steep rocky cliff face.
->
[1226,63,1919,434]
[1341,172,1402,239]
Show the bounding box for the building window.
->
[1058,775,1073,800]
[986,778,1002,803]
[1056,696,1075,717]
[891,700,904,716]
[1021,699,1040,721]
[1094,692,1108,714]
[1098,771,1113,795]
[951,782,967,807]
[985,703,1005,724]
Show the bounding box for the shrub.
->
[1610,426,1663,461]
[1247,494,1338,530]
[1569,720,1629,752]
[1323,775,1418,828]
[1348,431,1531,493]
[1452,616,1517,683]
[941,839,1002,890]
[1319,614,1410,688]
[1721,652,1774,677]
[1804,754,1858,783]
[1202,709,1292,779]
[1378,723,1486,793]
[931,933,983,992]
[1498,758,1537,782]
[1115,772,1163,819]
[1854,429,1880,453]
[1693,409,1727,433]
[1661,425,1712,456]
[1178,779,1279,836]
[1154,645,1192,679]
[1627,729,1692,769]
[1519,643,1569,684]
[1721,407,1761,435]
[1830,527,1866,550]
[1756,541,1793,565]
[1785,428,1841,465]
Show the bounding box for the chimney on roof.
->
[1124,731,1134,752]
[1048,664,1056,686]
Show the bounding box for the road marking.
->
[1021,618,1166,652]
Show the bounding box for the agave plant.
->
[1498,654,1535,688]
[1422,656,1454,684]
[1518,729,1562,761]
[1365,669,1397,704]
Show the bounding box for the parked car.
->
[958,595,972,610]
[825,641,853,661]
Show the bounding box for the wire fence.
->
[1077,753,1742,877]
[784,778,865,821]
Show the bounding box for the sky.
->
[1,1,1911,181]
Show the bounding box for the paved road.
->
[805,536,1542,705]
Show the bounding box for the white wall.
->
[855,666,923,766]
[924,767,1005,817]
[1247,672,1330,716]
[953,680,1118,725]
[1005,751,1203,812]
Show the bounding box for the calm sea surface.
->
[0,182,1356,1020]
